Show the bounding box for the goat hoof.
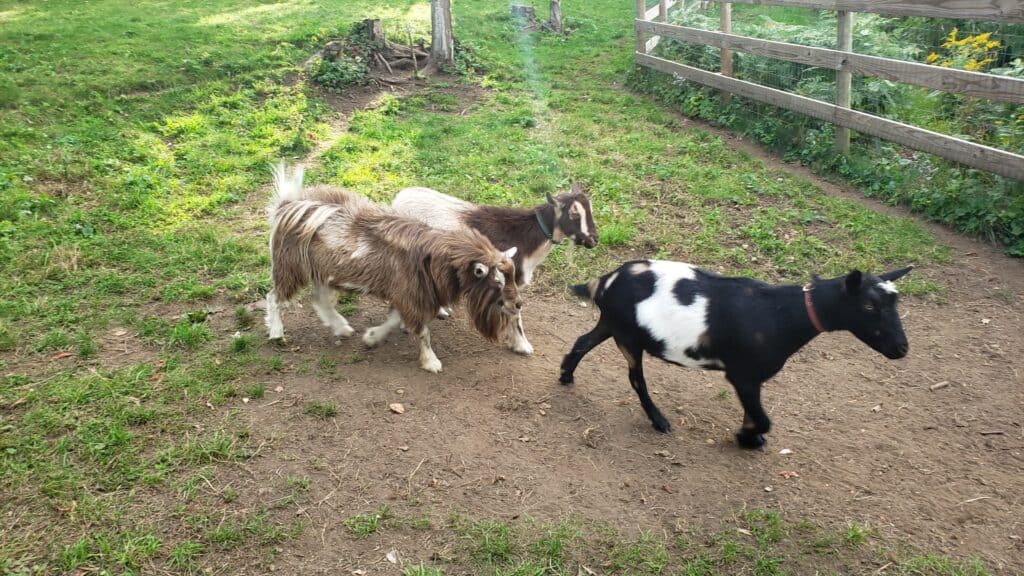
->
[736,431,766,449]
[558,372,574,386]
[511,342,534,356]
[362,330,382,348]
[333,326,354,338]
[653,419,673,433]
[421,359,443,373]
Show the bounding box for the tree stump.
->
[362,18,386,44]
[511,5,537,24]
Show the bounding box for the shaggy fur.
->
[265,162,520,372]
[391,183,598,356]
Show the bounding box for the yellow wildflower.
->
[926,52,939,63]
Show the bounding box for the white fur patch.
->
[494,269,506,288]
[319,214,352,249]
[635,261,711,368]
[878,280,898,294]
[518,243,554,286]
[392,186,471,231]
[603,271,619,290]
[351,238,371,259]
[573,201,589,237]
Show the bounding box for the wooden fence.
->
[634,0,1024,181]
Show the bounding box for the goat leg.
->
[417,327,442,373]
[559,323,612,384]
[731,376,771,449]
[619,341,671,433]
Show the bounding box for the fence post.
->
[720,2,733,103]
[836,10,854,154]
[659,0,668,21]
[636,0,648,55]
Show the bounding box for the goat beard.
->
[462,283,514,343]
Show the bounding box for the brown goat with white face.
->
[265,162,521,373]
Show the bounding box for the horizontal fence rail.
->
[635,20,1024,103]
[718,0,1024,23]
[638,53,1024,180]
[634,0,1024,181]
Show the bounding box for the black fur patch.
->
[630,270,657,302]
[672,278,700,306]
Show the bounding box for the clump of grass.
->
[285,474,310,491]
[75,331,98,358]
[317,355,336,372]
[344,505,391,539]
[606,531,670,575]
[245,383,265,400]
[234,304,256,329]
[230,334,257,353]
[35,330,70,352]
[843,522,873,547]
[167,540,204,571]
[168,321,212,349]
[304,400,338,419]
[266,355,284,372]
[460,519,516,565]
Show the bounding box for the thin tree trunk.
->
[548,0,563,33]
[430,0,454,68]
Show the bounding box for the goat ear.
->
[545,191,557,205]
[879,265,914,282]
[473,262,490,278]
[502,246,518,259]
[844,270,863,293]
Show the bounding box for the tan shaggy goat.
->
[264,162,522,373]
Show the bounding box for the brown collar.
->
[803,284,826,333]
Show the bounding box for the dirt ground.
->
[184,78,1024,573]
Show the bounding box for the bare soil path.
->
[208,87,1024,574]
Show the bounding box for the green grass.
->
[0,0,965,572]
[344,505,392,539]
[303,400,338,420]
[339,509,994,576]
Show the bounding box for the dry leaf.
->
[389,403,405,414]
[779,470,800,480]
[779,448,794,455]
[662,484,674,494]
[398,445,409,451]
[385,550,399,564]
[981,318,991,325]
[274,385,284,393]
[518,436,531,442]
[654,450,672,458]
[113,329,128,337]
[582,426,604,448]
[764,486,774,492]
[51,351,73,360]
[737,528,753,536]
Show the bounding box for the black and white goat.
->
[265,162,522,373]
[392,183,599,355]
[561,260,913,448]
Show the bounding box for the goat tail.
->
[268,160,306,217]
[570,279,599,302]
